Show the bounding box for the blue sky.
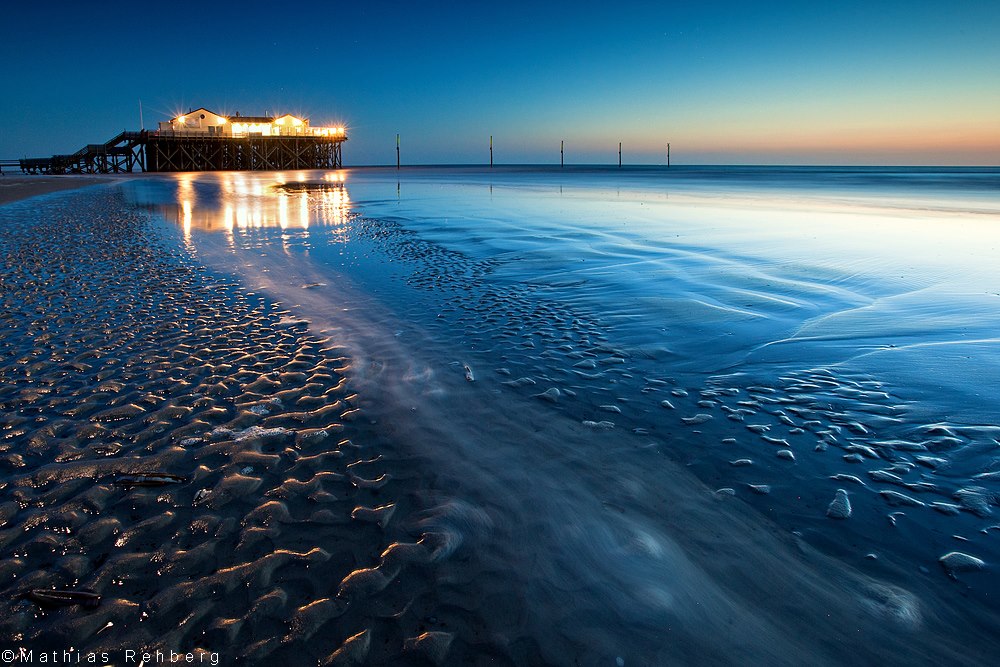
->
[2,1,998,165]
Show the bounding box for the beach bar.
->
[16,107,346,174]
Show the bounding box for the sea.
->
[2,165,998,665]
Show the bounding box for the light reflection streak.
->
[175,173,196,249]
[181,200,192,235]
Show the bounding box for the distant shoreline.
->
[0,175,112,205]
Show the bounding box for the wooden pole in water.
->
[490,135,493,168]
[667,142,671,167]
[396,134,400,169]
[619,142,622,168]
[561,140,564,168]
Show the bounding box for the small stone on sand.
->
[535,387,561,403]
[682,414,712,425]
[939,552,985,575]
[826,489,852,519]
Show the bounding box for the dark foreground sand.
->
[0,175,112,205]
[0,188,462,664]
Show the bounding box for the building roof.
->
[180,107,225,119]
[171,109,315,125]
[229,116,274,123]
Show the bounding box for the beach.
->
[2,167,999,665]
[0,175,112,205]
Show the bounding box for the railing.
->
[152,128,346,139]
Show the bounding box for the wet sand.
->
[0,188,464,663]
[0,175,111,205]
[2,174,998,665]
[157,171,996,665]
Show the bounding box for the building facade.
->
[157,108,345,139]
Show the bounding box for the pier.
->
[8,107,346,174]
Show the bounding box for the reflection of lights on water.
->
[278,195,289,229]
[181,200,192,236]
[176,173,196,239]
[169,172,351,237]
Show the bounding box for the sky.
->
[1,0,998,166]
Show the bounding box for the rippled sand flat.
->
[0,190,478,663]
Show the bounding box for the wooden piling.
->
[144,134,342,172]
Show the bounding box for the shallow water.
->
[2,166,998,664]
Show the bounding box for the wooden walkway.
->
[15,132,146,175]
[5,130,345,174]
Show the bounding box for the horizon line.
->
[344,163,1000,170]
